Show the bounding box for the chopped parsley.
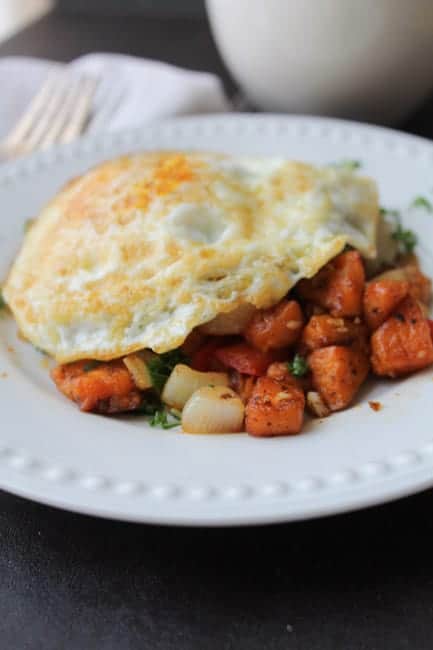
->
[330,159,362,171]
[150,409,181,429]
[126,352,186,427]
[135,394,162,416]
[147,348,189,393]
[83,360,103,372]
[0,289,5,310]
[411,196,433,212]
[379,207,400,219]
[134,398,180,428]
[380,206,418,254]
[288,354,309,378]
[392,224,418,254]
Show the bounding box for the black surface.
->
[56,0,206,17]
[2,9,433,650]
[3,488,433,650]
[0,8,236,94]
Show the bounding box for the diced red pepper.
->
[214,342,278,376]
[190,339,222,372]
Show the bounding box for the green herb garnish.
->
[147,349,189,393]
[391,224,418,254]
[83,360,102,372]
[133,393,162,417]
[411,196,433,212]
[135,398,180,428]
[330,159,362,171]
[0,289,5,311]
[288,354,309,378]
[380,207,400,219]
[380,207,418,254]
[150,409,181,429]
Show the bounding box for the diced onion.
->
[123,354,152,390]
[306,391,330,418]
[199,304,256,335]
[162,364,229,410]
[182,386,245,434]
[365,215,399,276]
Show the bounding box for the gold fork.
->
[0,72,98,159]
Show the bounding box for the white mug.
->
[206,0,433,125]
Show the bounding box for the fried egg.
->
[3,152,379,362]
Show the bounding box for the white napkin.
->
[0,53,230,140]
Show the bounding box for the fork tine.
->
[86,83,125,135]
[21,76,70,154]
[2,71,60,152]
[38,76,86,150]
[59,76,98,144]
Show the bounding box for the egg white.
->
[3,152,379,362]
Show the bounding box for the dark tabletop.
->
[2,8,433,650]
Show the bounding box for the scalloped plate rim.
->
[1,113,433,525]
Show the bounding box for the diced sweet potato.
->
[51,360,142,413]
[370,296,433,377]
[266,361,312,392]
[214,342,280,376]
[301,314,367,350]
[309,345,370,411]
[376,260,432,305]
[244,299,304,351]
[363,279,409,330]
[245,376,305,437]
[296,251,365,317]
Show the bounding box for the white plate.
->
[1,114,433,526]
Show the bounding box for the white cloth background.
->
[0,52,231,140]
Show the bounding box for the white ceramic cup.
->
[206,0,433,125]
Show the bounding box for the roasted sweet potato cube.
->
[296,251,365,317]
[266,361,312,392]
[245,376,305,437]
[51,360,142,413]
[244,299,304,351]
[302,314,367,350]
[309,345,370,411]
[376,260,432,305]
[370,296,433,377]
[363,279,409,330]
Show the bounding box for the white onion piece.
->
[199,304,256,335]
[182,386,245,434]
[162,364,229,410]
[306,391,330,418]
[123,354,152,390]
